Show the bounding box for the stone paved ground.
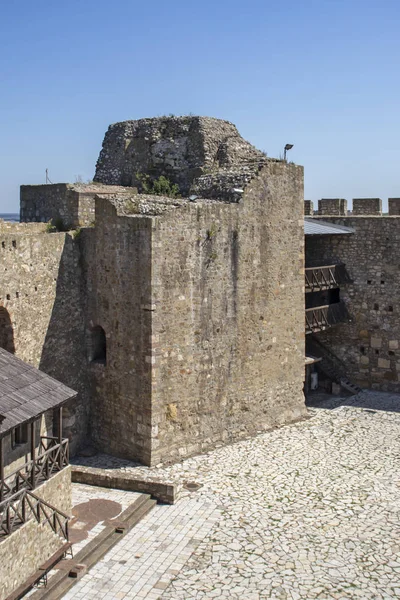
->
[26,485,142,598]
[68,484,142,554]
[64,392,400,599]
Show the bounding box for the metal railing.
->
[305,302,349,334]
[0,437,69,502]
[0,488,69,541]
[305,263,351,293]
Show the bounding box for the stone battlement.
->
[20,183,132,228]
[304,197,400,216]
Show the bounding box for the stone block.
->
[352,198,382,216]
[389,340,399,350]
[378,358,390,369]
[304,200,314,216]
[69,564,88,579]
[318,198,347,216]
[370,337,382,349]
[388,198,400,215]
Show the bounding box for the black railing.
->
[0,438,69,502]
[305,302,349,334]
[0,488,69,540]
[305,263,351,293]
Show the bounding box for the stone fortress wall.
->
[306,197,400,392]
[149,161,305,465]
[83,117,307,465]
[6,116,307,465]
[0,221,89,454]
[81,198,155,465]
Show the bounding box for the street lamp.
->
[284,144,294,161]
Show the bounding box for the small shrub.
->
[124,199,140,214]
[45,217,69,233]
[45,220,56,233]
[136,173,180,199]
[206,224,217,240]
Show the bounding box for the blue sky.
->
[1,0,399,211]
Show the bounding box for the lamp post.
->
[284,144,294,161]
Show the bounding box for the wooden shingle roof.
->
[0,348,77,437]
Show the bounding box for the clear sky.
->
[1,0,399,212]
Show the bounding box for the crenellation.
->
[304,200,314,215]
[352,197,382,215]
[318,198,347,216]
[388,198,400,215]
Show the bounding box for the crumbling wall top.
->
[93,116,267,196]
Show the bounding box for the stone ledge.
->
[71,465,179,504]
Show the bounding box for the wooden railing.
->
[0,438,69,502]
[0,488,69,541]
[305,302,349,334]
[305,263,350,293]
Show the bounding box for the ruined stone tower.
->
[13,116,306,465]
[93,116,266,195]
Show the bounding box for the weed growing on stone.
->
[136,173,180,198]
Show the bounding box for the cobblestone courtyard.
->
[65,392,400,599]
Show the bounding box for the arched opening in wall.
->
[88,325,107,364]
[0,307,15,354]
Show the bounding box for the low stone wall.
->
[0,467,71,600]
[20,183,131,228]
[0,221,45,234]
[71,465,177,504]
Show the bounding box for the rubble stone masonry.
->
[7,116,307,466]
[0,467,71,600]
[149,161,306,464]
[306,214,400,392]
[0,222,89,453]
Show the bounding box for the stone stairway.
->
[307,337,363,396]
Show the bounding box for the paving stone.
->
[62,391,400,599]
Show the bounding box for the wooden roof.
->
[0,348,77,437]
